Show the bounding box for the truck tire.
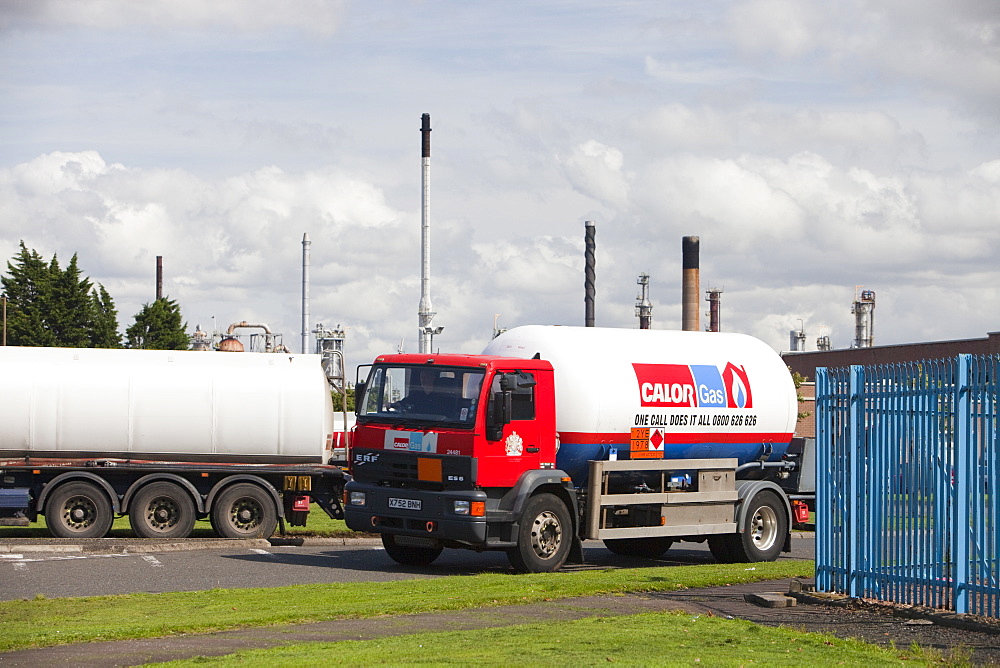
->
[507,493,571,573]
[381,534,443,566]
[210,483,278,539]
[129,482,196,539]
[45,481,114,538]
[708,490,787,563]
[603,536,673,558]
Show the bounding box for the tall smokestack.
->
[681,236,700,331]
[418,113,441,353]
[635,273,652,329]
[301,233,311,354]
[706,288,722,332]
[584,221,596,327]
[155,256,163,300]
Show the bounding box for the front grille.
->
[351,448,475,490]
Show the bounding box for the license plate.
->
[388,497,422,511]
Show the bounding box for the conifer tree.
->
[47,253,94,348]
[126,298,190,350]
[1,242,57,346]
[2,241,123,347]
[90,284,122,348]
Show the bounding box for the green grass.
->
[0,560,812,652]
[0,503,358,538]
[160,611,937,667]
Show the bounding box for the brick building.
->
[782,331,1000,383]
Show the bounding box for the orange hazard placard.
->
[629,427,664,459]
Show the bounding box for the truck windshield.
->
[358,365,485,428]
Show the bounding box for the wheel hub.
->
[750,506,778,551]
[529,511,562,558]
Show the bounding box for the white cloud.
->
[1,0,347,35]
[560,140,630,210]
[1,1,998,365]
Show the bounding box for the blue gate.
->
[815,355,1000,616]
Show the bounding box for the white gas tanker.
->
[346,326,814,573]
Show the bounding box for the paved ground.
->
[3,578,1000,666]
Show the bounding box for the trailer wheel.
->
[709,490,787,563]
[129,482,196,539]
[507,493,571,573]
[45,481,114,538]
[210,483,278,539]
[603,536,673,558]
[381,534,443,566]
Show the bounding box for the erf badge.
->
[505,432,524,456]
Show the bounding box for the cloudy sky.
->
[1,0,998,371]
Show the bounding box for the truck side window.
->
[511,384,535,420]
[489,372,535,422]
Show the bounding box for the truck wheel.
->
[381,534,443,566]
[129,482,196,539]
[45,481,114,538]
[709,490,787,563]
[210,483,278,539]
[507,493,571,573]
[603,536,673,558]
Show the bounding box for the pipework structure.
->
[635,273,652,329]
[851,288,876,348]
[789,320,806,352]
[418,113,442,353]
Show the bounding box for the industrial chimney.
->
[851,288,876,348]
[706,288,722,332]
[418,113,442,353]
[301,233,311,354]
[681,236,700,331]
[635,273,652,329]
[155,256,163,301]
[584,221,596,327]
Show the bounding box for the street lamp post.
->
[2,293,6,346]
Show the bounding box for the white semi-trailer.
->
[0,346,346,539]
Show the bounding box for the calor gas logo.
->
[632,363,752,409]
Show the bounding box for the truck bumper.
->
[344,480,488,545]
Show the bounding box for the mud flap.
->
[567,535,586,564]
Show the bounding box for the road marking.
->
[0,554,24,559]
[141,555,163,568]
[250,548,279,559]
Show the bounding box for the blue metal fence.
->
[816,355,1000,616]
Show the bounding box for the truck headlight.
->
[349,491,366,506]
[452,500,485,516]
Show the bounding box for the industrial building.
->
[782,330,1000,382]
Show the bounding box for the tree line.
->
[1,242,190,350]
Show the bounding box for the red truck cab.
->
[345,354,576,570]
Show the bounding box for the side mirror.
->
[353,381,366,415]
[513,371,536,389]
[486,392,511,441]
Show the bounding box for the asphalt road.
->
[0,534,814,601]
